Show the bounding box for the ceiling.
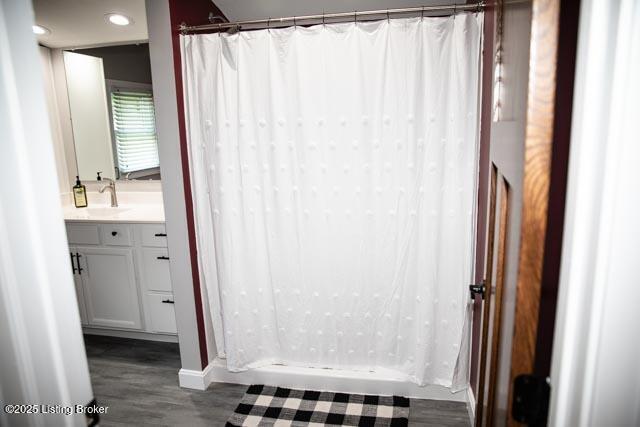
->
[31,1,466,49]
[32,0,147,49]
[212,0,466,22]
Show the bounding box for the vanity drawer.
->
[66,224,100,245]
[147,293,177,334]
[100,224,132,246]
[140,224,167,247]
[141,248,172,292]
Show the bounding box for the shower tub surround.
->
[180,13,482,406]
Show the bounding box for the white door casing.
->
[0,0,93,425]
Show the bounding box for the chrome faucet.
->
[97,172,118,207]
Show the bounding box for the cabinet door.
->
[77,247,142,330]
[69,247,88,325]
[74,275,88,326]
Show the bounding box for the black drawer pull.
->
[157,256,170,260]
[70,253,77,274]
[154,233,167,237]
[162,299,174,304]
[76,253,83,274]
[111,231,118,236]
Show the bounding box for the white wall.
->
[63,51,116,181]
[39,46,71,194]
[146,0,213,372]
[0,0,93,425]
[549,0,640,425]
[486,0,531,415]
[50,47,80,192]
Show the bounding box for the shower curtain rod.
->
[179,2,485,34]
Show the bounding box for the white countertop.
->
[63,204,165,223]
[62,191,165,223]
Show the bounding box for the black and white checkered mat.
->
[226,385,410,426]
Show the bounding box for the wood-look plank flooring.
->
[85,335,469,426]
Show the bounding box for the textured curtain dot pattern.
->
[181,14,482,387]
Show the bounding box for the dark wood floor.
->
[85,335,470,426]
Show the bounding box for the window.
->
[109,85,159,175]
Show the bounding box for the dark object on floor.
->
[227,384,410,426]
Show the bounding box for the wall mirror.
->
[63,44,161,181]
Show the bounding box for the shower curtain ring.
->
[453,5,457,19]
[421,6,425,20]
[387,9,390,22]
[267,17,271,31]
[293,16,297,28]
[354,11,357,24]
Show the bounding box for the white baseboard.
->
[83,327,178,343]
[179,362,216,390]
[183,357,468,402]
[467,386,476,425]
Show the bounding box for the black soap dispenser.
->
[73,176,88,208]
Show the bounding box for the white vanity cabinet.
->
[66,221,177,340]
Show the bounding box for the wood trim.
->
[475,165,498,426]
[533,0,580,377]
[507,0,559,423]
[486,176,510,425]
[470,0,497,394]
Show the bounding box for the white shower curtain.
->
[181,13,482,387]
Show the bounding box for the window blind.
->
[110,90,159,173]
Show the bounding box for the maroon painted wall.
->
[167,0,227,369]
[469,4,496,394]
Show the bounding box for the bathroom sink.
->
[83,207,131,216]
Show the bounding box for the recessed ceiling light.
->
[32,25,50,35]
[105,13,133,26]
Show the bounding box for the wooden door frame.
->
[469,0,497,404]
[508,0,580,423]
[475,168,499,425]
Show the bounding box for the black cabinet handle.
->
[154,233,167,237]
[111,231,118,236]
[162,299,174,304]
[70,253,77,274]
[76,253,83,275]
[157,256,170,260]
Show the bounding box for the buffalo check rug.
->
[226,385,410,426]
